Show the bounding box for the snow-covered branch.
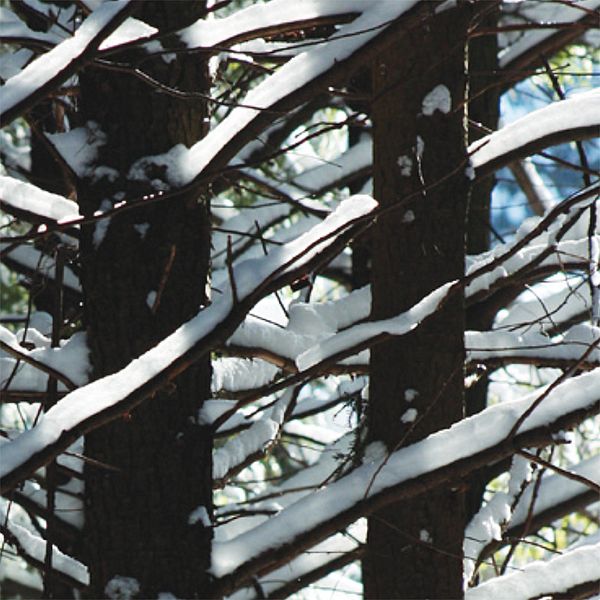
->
[0,196,377,493]
[0,1,134,127]
[210,368,600,594]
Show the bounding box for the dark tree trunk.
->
[363,5,472,599]
[76,3,214,598]
[465,5,500,522]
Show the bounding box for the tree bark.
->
[76,3,214,597]
[465,5,501,522]
[363,5,471,598]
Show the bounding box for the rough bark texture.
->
[77,3,214,598]
[465,6,501,522]
[363,6,471,599]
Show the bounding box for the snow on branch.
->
[467,324,600,370]
[0,195,377,493]
[0,503,89,588]
[0,176,80,224]
[128,1,422,188]
[498,0,600,72]
[469,88,600,177]
[0,325,90,392]
[209,368,600,593]
[465,542,600,600]
[0,1,134,127]
[0,7,64,48]
[173,0,366,51]
[296,187,598,373]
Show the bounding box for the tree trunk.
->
[465,6,501,522]
[363,5,471,599]
[76,3,214,597]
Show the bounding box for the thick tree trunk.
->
[465,7,501,522]
[76,3,214,598]
[363,6,471,599]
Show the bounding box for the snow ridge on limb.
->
[128,1,420,188]
[469,88,600,177]
[0,503,89,587]
[465,542,600,600]
[209,368,600,591]
[175,0,367,51]
[0,176,80,224]
[296,184,598,372]
[0,195,377,494]
[0,1,134,127]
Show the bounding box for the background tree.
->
[1,1,598,599]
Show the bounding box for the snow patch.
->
[397,155,413,176]
[421,84,451,116]
[188,505,211,527]
[105,576,140,600]
[401,408,417,423]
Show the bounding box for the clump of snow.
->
[133,223,150,238]
[404,389,418,402]
[397,155,413,176]
[415,135,425,159]
[146,291,157,310]
[0,176,80,222]
[421,84,451,116]
[465,163,476,181]
[419,529,432,543]
[47,121,107,179]
[212,357,278,393]
[465,542,600,600]
[188,505,211,527]
[105,576,140,600]
[402,210,415,224]
[99,17,158,51]
[464,492,512,583]
[93,198,113,248]
[401,408,418,423]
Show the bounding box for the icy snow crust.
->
[0,196,377,485]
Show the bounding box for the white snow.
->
[131,1,418,187]
[469,88,600,173]
[177,0,368,50]
[0,328,90,392]
[0,195,377,487]
[105,576,140,600]
[1,1,132,122]
[466,325,600,366]
[421,84,451,116]
[0,242,81,293]
[0,176,80,222]
[47,122,107,179]
[188,505,211,527]
[146,291,157,310]
[397,155,413,177]
[99,17,157,51]
[296,281,455,372]
[402,210,415,223]
[498,0,600,68]
[210,368,600,577]
[212,357,279,393]
[0,502,89,584]
[465,542,600,600]
[404,389,418,402]
[401,408,418,423]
